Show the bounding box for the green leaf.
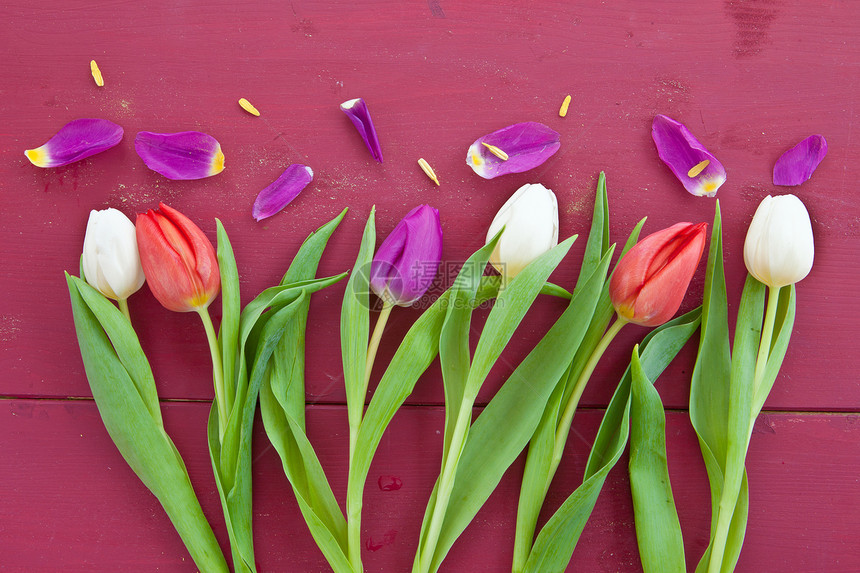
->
[628,345,685,573]
[523,309,701,573]
[342,209,376,433]
[690,202,752,573]
[259,211,355,572]
[429,247,615,572]
[66,274,228,573]
[216,219,241,413]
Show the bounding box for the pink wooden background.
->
[1,1,858,571]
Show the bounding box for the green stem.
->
[117,297,131,322]
[708,286,780,573]
[752,286,780,398]
[197,307,228,442]
[415,391,477,573]
[346,301,393,573]
[549,317,627,479]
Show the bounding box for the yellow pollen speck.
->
[482,142,509,160]
[238,98,260,116]
[687,159,710,178]
[210,148,225,174]
[472,154,483,166]
[418,158,440,186]
[702,181,717,193]
[90,60,104,87]
[559,94,571,117]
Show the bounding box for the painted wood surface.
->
[0,0,858,571]
[3,401,858,572]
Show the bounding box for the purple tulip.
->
[773,134,827,186]
[370,205,443,307]
[652,115,726,197]
[25,118,123,168]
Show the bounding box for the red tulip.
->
[135,203,220,312]
[610,222,707,327]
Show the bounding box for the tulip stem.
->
[198,307,228,441]
[753,285,780,397]
[345,300,393,573]
[118,298,131,322]
[550,316,627,480]
[709,284,782,573]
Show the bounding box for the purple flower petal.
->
[466,122,560,179]
[341,98,383,163]
[652,115,726,197]
[370,205,443,307]
[134,131,225,180]
[773,135,827,186]
[252,164,314,221]
[25,118,123,168]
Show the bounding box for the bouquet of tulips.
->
[50,89,822,573]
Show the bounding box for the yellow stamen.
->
[559,94,571,117]
[90,60,104,87]
[481,142,509,161]
[687,159,710,178]
[238,98,260,116]
[418,158,440,186]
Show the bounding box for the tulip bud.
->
[81,208,146,301]
[486,183,559,279]
[610,222,707,327]
[369,205,443,307]
[135,203,221,312]
[743,194,814,288]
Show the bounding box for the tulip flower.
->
[486,183,559,281]
[369,204,443,307]
[136,203,229,438]
[744,194,814,288]
[81,208,146,316]
[135,203,221,313]
[610,222,707,327]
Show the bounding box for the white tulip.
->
[743,194,814,288]
[486,183,559,279]
[82,208,146,300]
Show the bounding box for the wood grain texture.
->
[2,400,858,572]
[0,0,858,571]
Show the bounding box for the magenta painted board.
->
[3,401,859,572]
[1,0,859,572]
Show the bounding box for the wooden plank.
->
[2,400,858,571]
[0,1,857,414]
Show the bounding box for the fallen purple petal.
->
[25,118,123,168]
[773,134,827,186]
[652,114,726,197]
[134,131,225,180]
[341,98,383,162]
[252,164,314,221]
[466,122,560,179]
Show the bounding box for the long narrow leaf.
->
[429,248,615,572]
[523,310,701,573]
[628,345,685,573]
[67,275,228,573]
